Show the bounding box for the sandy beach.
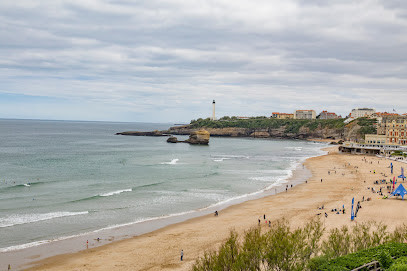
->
[21,146,407,270]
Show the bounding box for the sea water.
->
[0,119,326,253]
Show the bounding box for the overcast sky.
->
[1,0,406,123]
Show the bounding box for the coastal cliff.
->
[117,118,376,142]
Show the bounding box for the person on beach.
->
[263,214,266,220]
[181,249,184,261]
[269,220,271,227]
[214,210,218,216]
[258,218,261,225]
[321,179,323,183]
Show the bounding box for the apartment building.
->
[319,111,339,119]
[271,112,294,119]
[294,110,316,120]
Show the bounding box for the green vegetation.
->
[189,117,346,134]
[191,220,407,271]
[389,256,407,271]
[352,117,377,137]
[392,151,407,158]
[318,243,407,270]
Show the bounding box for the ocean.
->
[0,119,326,259]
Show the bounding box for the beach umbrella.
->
[351,197,354,221]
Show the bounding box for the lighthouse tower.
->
[212,100,216,120]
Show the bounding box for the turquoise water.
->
[0,119,325,252]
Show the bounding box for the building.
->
[385,117,407,145]
[374,112,399,135]
[211,100,216,120]
[365,134,387,145]
[271,112,294,119]
[294,110,316,120]
[319,111,339,119]
[350,108,376,118]
[365,115,407,146]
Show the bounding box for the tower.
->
[212,100,216,120]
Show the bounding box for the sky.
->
[0,0,406,123]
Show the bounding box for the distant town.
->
[209,101,407,148]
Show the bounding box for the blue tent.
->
[391,184,407,200]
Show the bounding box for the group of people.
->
[258,214,272,227]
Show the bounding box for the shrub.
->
[389,257,407,271]
[377,249,393,269]
[317,243,407,270]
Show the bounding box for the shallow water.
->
[0,119,326,253]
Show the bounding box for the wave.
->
[135,181,165,189]
[161,158,179,165]
[213,157,231,162]
[0,211,89,228]
[212,154,249,159]
[99,189,132,197]
[68,183,162,204]
[285,147,303,151]
[0,181,47,192]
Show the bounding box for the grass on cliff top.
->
[189,117,346,133]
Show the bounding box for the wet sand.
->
[20,146,407,270]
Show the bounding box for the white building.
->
[294,110,316,120]
[350,108,376,118]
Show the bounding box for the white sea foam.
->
[285,147,303,151]
[213,158,231,162]
[212,154,249,159]
[161,158,179,165]
[99,189,132,197]
[0,211,89,228]
[23,183,30,187]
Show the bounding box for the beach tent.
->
[391,184,407,200]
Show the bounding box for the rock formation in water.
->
[167,136,178,143]
[185,129,210,145]
[115,130,167,136]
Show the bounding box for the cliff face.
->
[168,125,343,140]
[117,118,373,141]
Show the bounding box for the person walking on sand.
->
[263,214,266,220]
[181,249,184,261]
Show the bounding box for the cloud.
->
[0,0,406,122]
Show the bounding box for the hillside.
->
[118,117,377,142]
[166,117,376,141]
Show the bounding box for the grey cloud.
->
[0,0,406,121]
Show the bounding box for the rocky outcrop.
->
[117,119,370,142]
[167,136,178,143]
[116,130,167,136]
[185,129,210,145]
[250,131,270,138]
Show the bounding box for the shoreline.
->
[9,146,407,270]
[1,144,324,270]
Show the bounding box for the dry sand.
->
[24,146,407,270]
